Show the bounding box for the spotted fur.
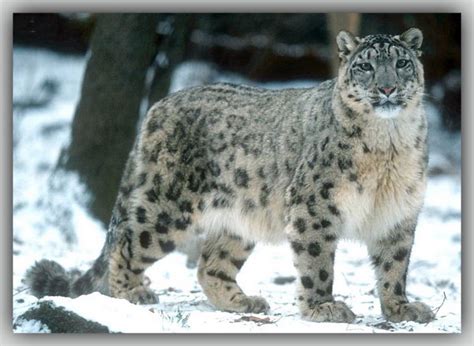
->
[24,28,434,324]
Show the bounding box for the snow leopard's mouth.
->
[372,98,402,108]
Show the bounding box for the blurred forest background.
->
[13,13,461,227]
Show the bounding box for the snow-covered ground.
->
[12,47,461,333]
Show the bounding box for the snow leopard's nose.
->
[378,86,396,96]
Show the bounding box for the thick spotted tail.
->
[24,252,109,299]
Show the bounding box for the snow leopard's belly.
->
[196,192,288,244]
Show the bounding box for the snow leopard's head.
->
[336,28,424,119]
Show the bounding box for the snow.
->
[12,47,461,333]
[13,319,51,334]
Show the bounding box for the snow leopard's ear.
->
[399,28,423,56]
[336,30,359,61]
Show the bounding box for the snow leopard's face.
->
[336,28,424,119]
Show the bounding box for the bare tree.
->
[148,14,194,105]
[327,13,361,76]
[60,14,159,225]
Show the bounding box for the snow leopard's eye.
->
[358,63,373,72]
[396,59,409,68]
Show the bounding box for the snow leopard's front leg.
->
[368,217,435,323]
[287,193,356,323]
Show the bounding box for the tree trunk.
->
[327,13,361,77]
[61,14,159,226]
[147,14,195,106]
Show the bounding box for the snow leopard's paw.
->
[123,286,159,305]
[302,301,356,323]
[383,301,435,323]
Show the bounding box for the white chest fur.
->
[334,149,426,244]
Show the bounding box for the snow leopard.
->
[25,28,435,324]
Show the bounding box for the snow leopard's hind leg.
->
[198,232,270,313]
[107,190,197,305]
[106,142,198,305]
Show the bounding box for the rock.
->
[15,301,110,333]
[273,276,296,285]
